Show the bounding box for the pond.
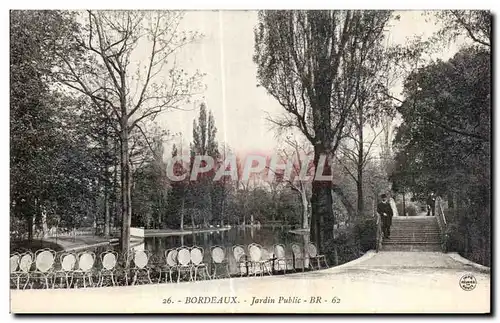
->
[122,227,310,275]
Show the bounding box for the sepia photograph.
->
[8,6,491,314]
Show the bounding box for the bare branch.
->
[451,10,490,47]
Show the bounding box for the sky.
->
[151,10,467,157]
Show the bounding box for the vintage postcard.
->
[9,9,491,314]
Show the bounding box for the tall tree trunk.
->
[310,146,334,253]
[41,209,48,238]
[113,140,120,235]
[104,123,111,237]
[120,120,131,255]
[104,190,110,236]
[301,189,309,229]
[303,232,311,269]
[103,156,110,236]
[357,121,364,217]
[93,180,99,234]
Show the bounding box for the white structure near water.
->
[130,227,145,239]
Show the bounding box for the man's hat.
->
[381,194,387,199]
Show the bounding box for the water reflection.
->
[144,227,306,275]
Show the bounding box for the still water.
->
[135,227,309,275]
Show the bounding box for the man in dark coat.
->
[426,192,436,216]
[377,194,393,239]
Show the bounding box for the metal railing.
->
[375,213,383,252]
[435,197,448,251]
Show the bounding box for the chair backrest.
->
[35,249,56,273]
[10,253,20,273]
[100,251,118,270]
[190,246,204,266]
[177,246,191,266]
[232,245,246,262]
[248,243,262,262]
[165,249,178,267]
[211,246,226,264]
[133,250,149,269]
[60,253,77,271]
[291,243,303,258]
[262,247,273,260]
[18,252,33,273]
[307,243,318,257]
[274,244,286,260]
[77,251,95,272]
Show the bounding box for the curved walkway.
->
[10,251,490,314]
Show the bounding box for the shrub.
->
[323,230,358,266]
[353,217,377,252]
[396,202,418,217]
[443,207,490,266]
[322,217,377,266]
[443,222,463,253]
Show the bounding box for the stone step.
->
[391,222,438,224]
[392,223,438,226]
[391,232,441,235]
[392,226,439,229]
[383,239,440,244]
[392,223,438,225]
[391,228,439,230]
[392,224,438,226]
[390,228,440,231]
[387,237,440,239]
[383,216,441,251]
[392,220,438,223]
[390,235,440,238]
[390,233,440,235]
[392,218,437,220]
[391,224,438,226]
[393,218,437,220]
[387,237,441,240]
[390,230,440,232]
[381,243,442,252]
[392,221,438,223]
[391,233,441,236]
[392,225,439,227]
[391,234,441,237]
[381,241,440,244]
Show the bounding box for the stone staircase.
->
[381,216,443,252]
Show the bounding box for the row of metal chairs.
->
[10,242,328,289]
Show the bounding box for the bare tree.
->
[337,44,393,217]
[434,10,491,48]
[55,10,203,253]
[270,136,314,229]
[337,127,384,215]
